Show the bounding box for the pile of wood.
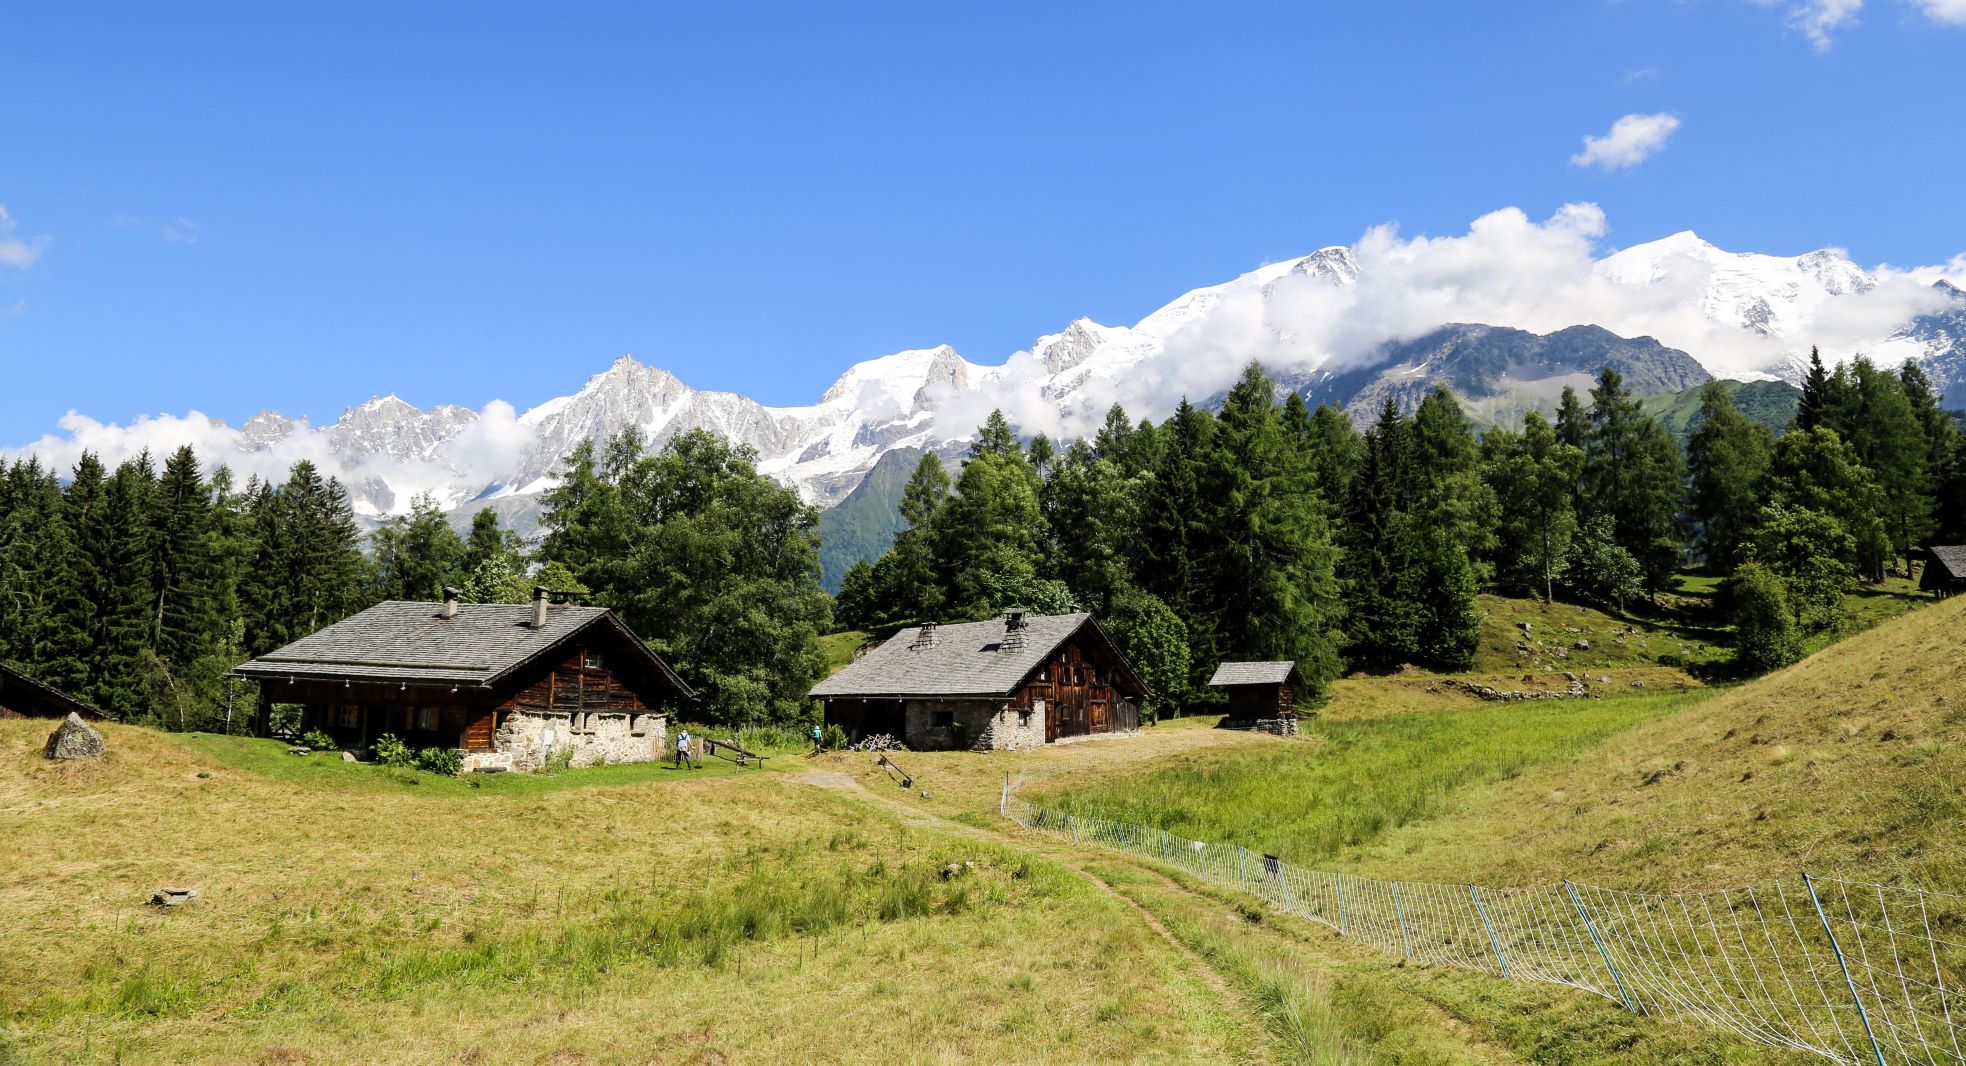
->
[851,733,904,752]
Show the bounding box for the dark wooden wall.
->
[1013,637,1140,741]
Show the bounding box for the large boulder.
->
[44,712,105,760]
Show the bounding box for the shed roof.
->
[232,600,691,695]
[0,663,110,719]
[809,613,1146,699]
[1207,661,1302,687]
[1928,545,1966,582]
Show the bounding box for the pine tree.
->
[1140,398,1218,684]
[864,452,952,624]
[1198,363,1343,692]
[149,445,219,669]
[1686,382,1775,570]
[1840,358,1933,576]
[1404,388,1489,666]
[1581,368,1685,595]
[1762,426,1889,582]
[1341,400,1423,666]
[1040,441,1139,615]
[0,459,74,675]
[1797,347,1832,431]
[1555,385,1589,451]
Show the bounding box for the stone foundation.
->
[463,708,668,773]
[1252,716,1299,736]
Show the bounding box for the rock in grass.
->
[43,713,105,761]
[149,887,198,907]
[341,751,358,763]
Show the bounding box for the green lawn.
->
[816,629,872,675]
[176,732,778,796]
[1034,689,1706,864]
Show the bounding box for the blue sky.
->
[2,1,1962,437]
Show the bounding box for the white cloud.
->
[1910,0,1966,24]
[0,204,48,268]
[161,217,201,244]
[927,202,1961,442]
[1570,113,1682,170]
[1884,252,1966,288]
[1750,0,1862,50]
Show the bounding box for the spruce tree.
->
[1686,382,1775,570]
[1797,347,1832,431]
[1199,363,1343,692]
[1840,358,1933,575]
[1581,368,1685,595]
[1342,400,1423,666]
[1140,398,1218,685]
[149,445,219,670]
[1483,411,1584,602]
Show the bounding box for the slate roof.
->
[1929,545,1966,582]
[0,663,110,719]
[233,601,691,694]
[810,612,1147,699]
[1207,661,1301,687]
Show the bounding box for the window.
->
[584,651,605,670]
[931,710,955,729]
[416,707,437,732]
[337,705,359,728]
[1018,708,1033,727]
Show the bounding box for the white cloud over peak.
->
[1751,0,1862,49]
[0,204,48,268]
[1569,113,1682,171]
[1910,0,1966,24]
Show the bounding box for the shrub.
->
[1724,562,1802,674]
[415,747,463,776]
[822,723,849,750]
[301,728,337,752]
[373,733,415,768]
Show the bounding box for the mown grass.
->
[1036,691,1705,864]
[817,628,872,674]
[0,720,1255,1063]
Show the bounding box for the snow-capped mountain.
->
[11,229,1963,525]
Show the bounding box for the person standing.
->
[811,723,824,753]
[675,728,691,769]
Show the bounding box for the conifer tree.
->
[1762,426,1889,581]
[1199,364,1343,691]
[1140,398,1218,682]
[1581,368,1685,594]
[369,493,467,601]
[1686,382,1775,570]
[1797,347,1832,431]
[1341,400,1422,665]
[149,445,218,670]
[1840,358,1933,575]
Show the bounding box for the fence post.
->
[1000,773,1009,817]
[1566,881,1635,1013]
[1803,872,1888,1066]
[1393,882,1412,960]
[1238,847,1251,894]
[1335,872,1347,935]
[1068,815,1079,846]
[1471,885,1510,978]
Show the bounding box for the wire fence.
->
[1001,785,1965,1066]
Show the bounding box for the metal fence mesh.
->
[1003,790,1965,1066]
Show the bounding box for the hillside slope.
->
[1344,592,1966,891]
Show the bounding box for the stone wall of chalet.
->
[903,698,1046,752]
[465,708,667,773]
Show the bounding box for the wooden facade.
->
[1923,546,1966,599]
[1207,661,1305,728]
[812,612,1147,751]
[236,593,690,770]
[0,664,107,720]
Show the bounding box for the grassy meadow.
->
[3,583,1955,1063]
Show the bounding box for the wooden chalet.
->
[0,663,108,720]
[233,588,692,772]
[811,610,1147,751]
[1923,546,1966,599]
[1208,661,1305,734]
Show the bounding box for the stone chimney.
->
[531,586,551,629]
[1002,608,1028,653]
[909,622,939,650]
[440,586,462,619]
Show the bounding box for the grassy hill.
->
[1644,377,1800,445]
[816,445,920,592]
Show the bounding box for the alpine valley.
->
[9,230,1965,587]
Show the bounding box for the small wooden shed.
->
[1922,546,1966,599]
[0,664,108,720]
[1208,661,1305,735]
[233,588,692,772]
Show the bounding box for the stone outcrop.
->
[43,713,105,760]
[1439,673,1593,702]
